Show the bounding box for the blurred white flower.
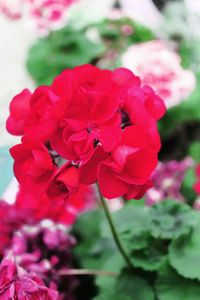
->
[122,40,196,108]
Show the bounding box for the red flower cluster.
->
[193,165,200,195]
[16,184,96,226]
[8,64,166,202]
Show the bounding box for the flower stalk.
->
[97,185,133,269]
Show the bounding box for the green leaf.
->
[181,167,197,204]
[72,210,115,269]
[27,26,105,85]
[188,142,200,162]
[149,200,194,240]
[169,217,200,280]
[130,238,168,271]
[94,269,155,300]
[101,205,150,238]
[101,204,151,255]
[156,264,200,300]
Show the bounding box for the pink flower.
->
[0,0,78,33]
[0,200,26,256]
[0,256,59,299]
[0,0,23,19]
[145,157,194,206]
[122,40,196,108]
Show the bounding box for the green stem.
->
[97,185,133,269]
[59,269,118,277]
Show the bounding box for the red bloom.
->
[0,256,58,299]
[81,126,158,199]
[10,136,57,195]
[50,65,122,160]
[24,86,65,142]
[6,89,32,136]
[46,163,79,202]
[16,184,95,226]
[7,64,166,201]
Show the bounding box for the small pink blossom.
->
[145,157,194,206]
[0,0,78,33]
[0,255,59,299]
[122,40,196,108]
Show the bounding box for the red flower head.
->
[6,89,32,136]
[46,163,80,202]
[10,136,57,195]
[24,86,66,142]
[50,65,122,161]
[8,64,166,201]
[80,126,157,199]
[16,183,96,226]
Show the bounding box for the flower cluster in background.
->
[0,256,59,299]
[0,0,78,33]
[145,157,194,206]
[122,40,196,108]
[0,198,78,299]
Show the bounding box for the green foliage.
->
[156,264,200,300]
[73,200,200,299]
[27,26,105,85]
[149,200,194,239]
[94,269,154,300]
[72,210,116,269]
[27,17,154,85]
[189,142,200,162]
[169,217,200,280]
[130,238,167,271]
[181,167,197,204]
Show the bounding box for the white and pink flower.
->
[122,40,196,108]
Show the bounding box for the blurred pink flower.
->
[0,0,23,19]
[27,0,77,33]
[145,157,194,206]
[0,255,58,299]
[4,221,78,299]
[122,40,196,108]
[0,0,78,33]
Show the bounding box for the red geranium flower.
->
[6,89,32,136]
[7,64,166,201]
[46,163,79,202]
[10,136,57,195]
[51,65,122,161]
[81,126,158,199]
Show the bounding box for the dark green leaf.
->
[94,269,155,300]
[156,264,200,300]
[169,217,200,280]
[149,200,194,240]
